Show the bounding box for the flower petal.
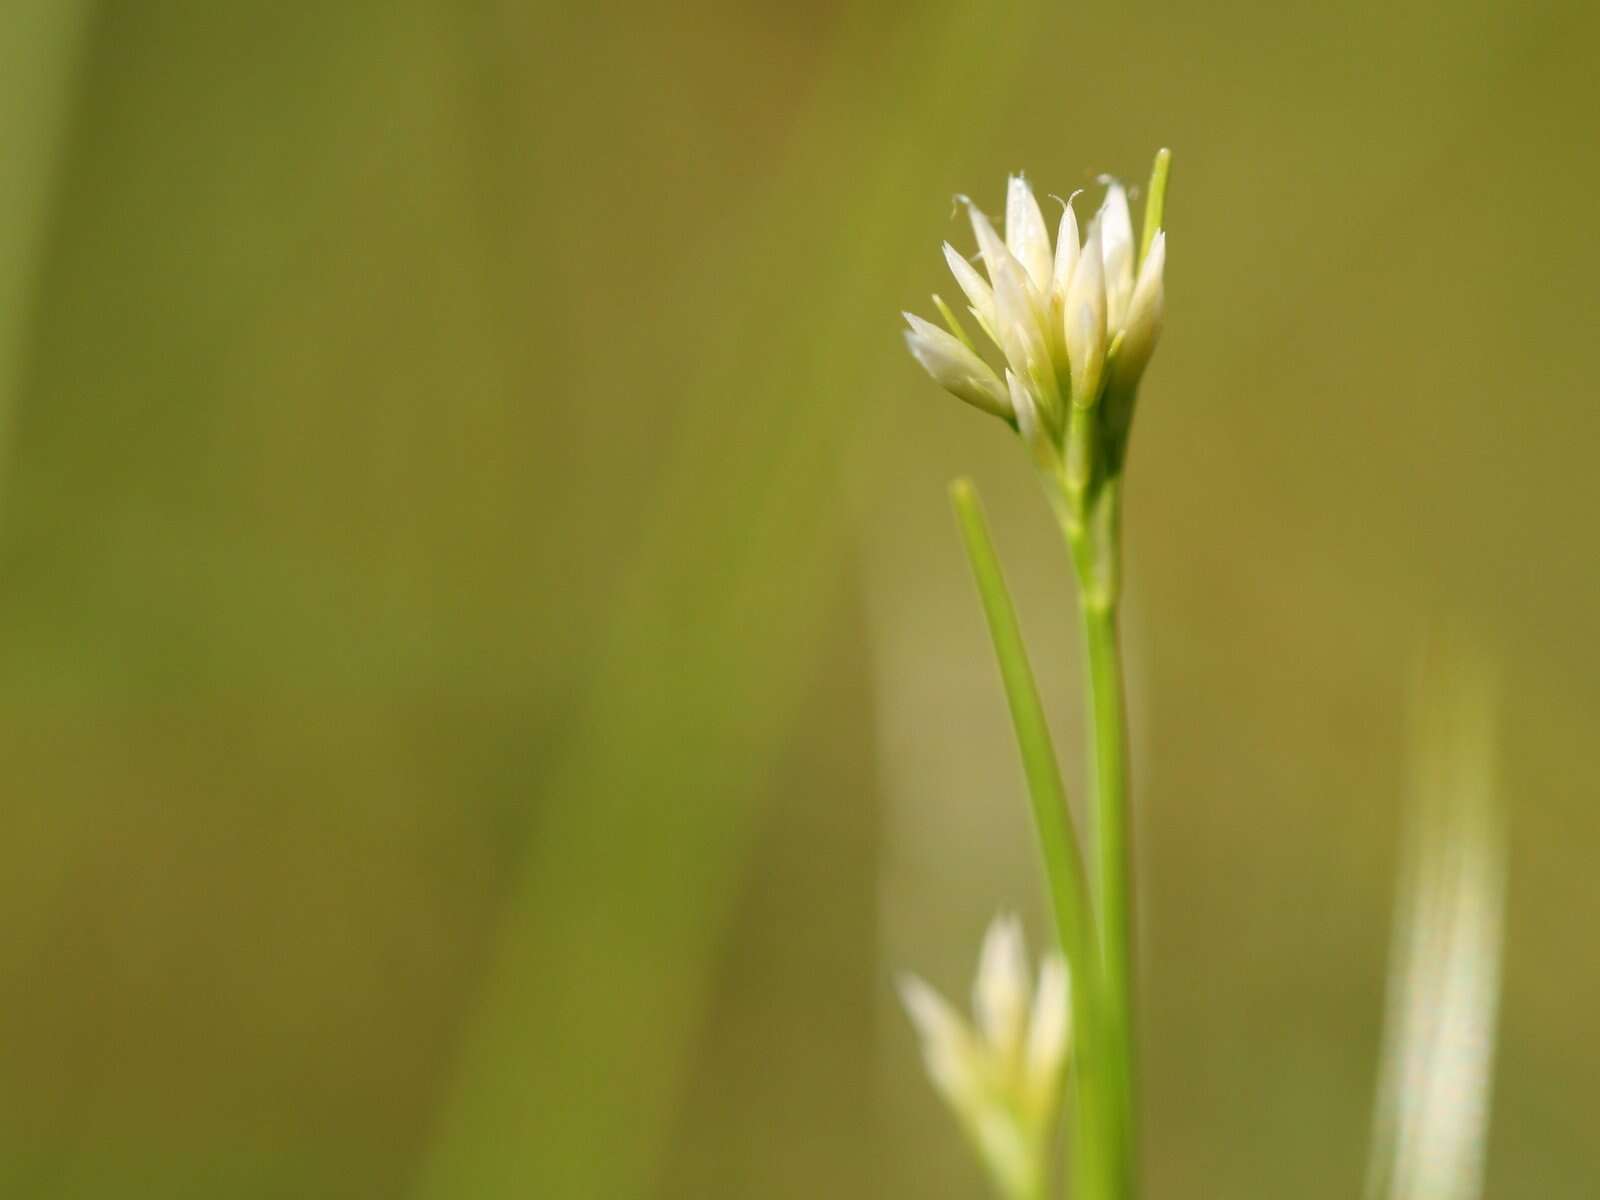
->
[1051,198,1080,309]
[899,973,985,1113]
[904,312,1011,418]
[973,914,1030,1062]
[990,255,1061,418]
[961,196,1010,288]
[1108,230,1165,395]
[1099,182,1136,331]
[1063,220,1108,407]
[943,242,997,342]
[1006,175,1054,295]
[1024,953,1071,1116]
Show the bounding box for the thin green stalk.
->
[1082,595,1134,1188]
[1064,483,1136,1199]
[950,478,1114,1200]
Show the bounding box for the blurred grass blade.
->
[1366,645,1506,1200]
[0,0,90,488]
[414,6,1035,1198]
[949,478,1092,978]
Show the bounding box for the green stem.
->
[1065,483,1137,1199]
[1083,596,1135,1194]
[949,479,1115,1200]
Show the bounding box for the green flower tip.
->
[1140,148,1171,262]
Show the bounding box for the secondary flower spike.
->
[899,915,1071,1200]
[903,158,1169,477]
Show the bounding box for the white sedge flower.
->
[905,171,1166,430]
[899,915,1071,1200]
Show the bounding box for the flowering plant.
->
[899,152,1170,1200]
[897,151,1504,1200]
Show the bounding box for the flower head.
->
[903,154,1170,489]
[899,915,1071,1200]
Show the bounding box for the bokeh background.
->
[1,1,1596,1196]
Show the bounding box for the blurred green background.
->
[1,1,1596,1196]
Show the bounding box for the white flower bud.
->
[1064,221,1108,407]
[903,313,1010,418]
[1005,175,1054,296]
[1051,198,1080,308]
[1108,231,1165,396]
[1099,182,1136,331]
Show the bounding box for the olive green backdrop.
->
[0,1,1596,1197]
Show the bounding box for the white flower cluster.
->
[903,171,1166,459]
[899,916,1071,1200]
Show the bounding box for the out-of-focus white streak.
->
[1366,650,1506,1200]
